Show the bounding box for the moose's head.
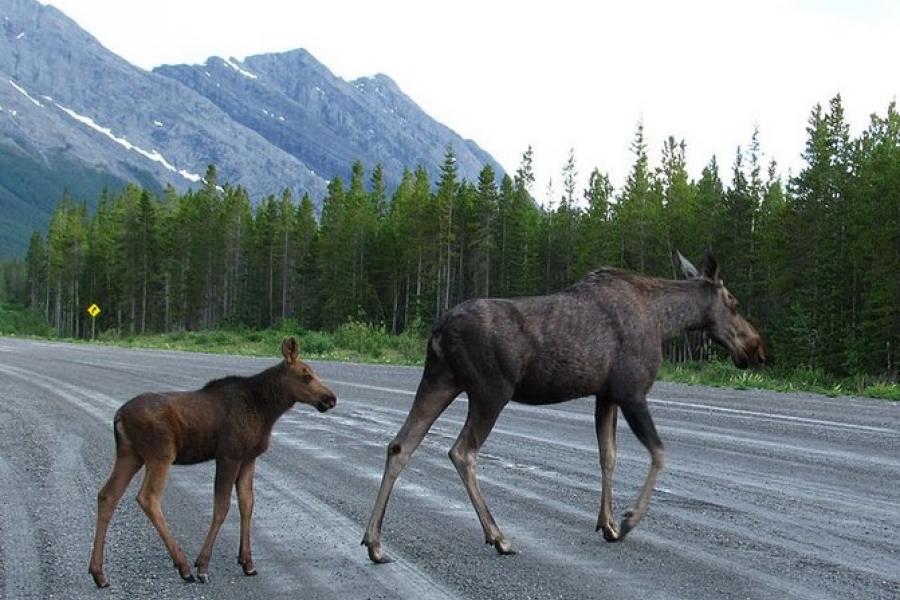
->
[676,251,766,369]
[281,336,337,412]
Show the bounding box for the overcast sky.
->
[44,0,900,204]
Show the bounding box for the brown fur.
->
[88,337,336,587]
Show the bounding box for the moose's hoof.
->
[617,509,638,540]
[196,572,209,584]
[90,571,110,588]
[238,560,258,576]
[600,523,621,542]
[364,542,391,564]
[175,560,195,582]
[493,538,517,555]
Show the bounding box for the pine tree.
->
[616,121,662,274]
[24,231,46,311]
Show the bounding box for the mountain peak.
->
[0,0,504,256]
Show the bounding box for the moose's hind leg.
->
[88,453,142,588]
[362,374,459,564]
[449,389,513,555]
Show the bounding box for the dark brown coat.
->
[362,251,764,562]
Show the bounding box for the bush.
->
[0,303,53,336]
[97,329,120,342]
[334,320,392,358]
[208,330,233,346]
[299,330,336,355]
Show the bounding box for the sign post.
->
[86,303,101,340]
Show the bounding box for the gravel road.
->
[0,337,897,599]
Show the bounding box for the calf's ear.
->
[281,336,299,363]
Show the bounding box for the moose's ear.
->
[674,249,699,279]
[281,336,299,363]
[700,250,721,282]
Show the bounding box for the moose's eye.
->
[725,294,738,312]
[302,373,313,384]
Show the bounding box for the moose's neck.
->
[251,364,296,426]
[644,279,710,338]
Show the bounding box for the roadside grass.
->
[1,303,896,400]
[90,319,427,366]
[658,361,900,401]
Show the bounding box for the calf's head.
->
[281,336,337,412]
[677,251,766,369]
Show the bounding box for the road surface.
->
[0,337,897,599]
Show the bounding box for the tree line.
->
[4,95,898,378]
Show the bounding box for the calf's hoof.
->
[238,557,258,576]
[196,572,210,584]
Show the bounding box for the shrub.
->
[334,320,391,358]
[0,303,53,336]
[299,330,336,355]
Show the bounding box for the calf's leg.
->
[195,458,241,582]
[236,460,257,576]
[362,376,459,563]
[136,461,194,581]
[615,398,665,541]
[594,395,619,541]
[449,391,512,555]
[88,452,142,588]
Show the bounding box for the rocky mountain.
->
[155,51,502,191]
[0,0,504,256]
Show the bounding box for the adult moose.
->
[362,251,765,562]
[88,337,337,588]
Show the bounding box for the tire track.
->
[0,455,42,599]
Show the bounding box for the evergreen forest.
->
[2,96,897,380]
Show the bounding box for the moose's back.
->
[433,272,658,405]
[117,391,230,465]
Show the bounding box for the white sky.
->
[43,0,900,204]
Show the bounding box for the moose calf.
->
[88,336,337,587]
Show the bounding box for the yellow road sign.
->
[87,303,101,318]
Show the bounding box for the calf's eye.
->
[302,373,313,383]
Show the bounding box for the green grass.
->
[658,361,900,401]
[91,319,426,366]
[1,303,896,400]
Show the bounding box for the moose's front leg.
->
[617,399,665,540]
[195,458,241,582]
[594,396,620,541]
[236,460,257,576]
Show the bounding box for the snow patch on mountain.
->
[8,80,43,107]
[222,57,258,80]
[54,102,202,183]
